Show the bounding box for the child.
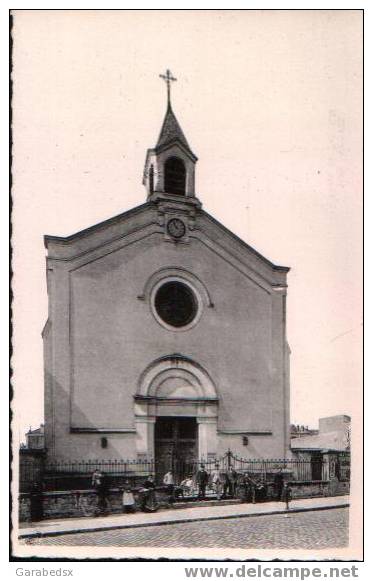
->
[180,475,194,497]
[121,480,135,513]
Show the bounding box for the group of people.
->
[27,465,284,523]
[90,464,285,516]
[196,464,239,500]
[163,464,284,503]
[162,464,240,501]
[91,464,243,516]
[92,469,157,514]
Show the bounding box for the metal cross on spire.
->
[159,69,177,108]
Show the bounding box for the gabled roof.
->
[201,210,290,273]
[156,105,195,157]
[44,202,152,247]
[44,201,290,281]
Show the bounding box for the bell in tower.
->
[143,70,199,202]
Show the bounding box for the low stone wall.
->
[287,479,350,499]
[19,494,32,522]
[19,488,171,523]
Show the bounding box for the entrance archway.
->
[134,355,219,475]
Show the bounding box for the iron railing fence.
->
[19,459,44,492]
[20,451,350,492]
[229,456,329,482]
[44,458,156,476]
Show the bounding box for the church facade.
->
[43,75,291,470]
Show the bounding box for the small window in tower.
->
[149,165,154,194]
[164,156,186,196]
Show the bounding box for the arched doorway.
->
[134,356,219,482]
[164,156,186,195]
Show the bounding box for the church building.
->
[43,71,291,472]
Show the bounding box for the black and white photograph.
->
[10,9,362,561]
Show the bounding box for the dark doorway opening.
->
[164,156,186,195]
[311,452,323,480]
[154,417,198,484]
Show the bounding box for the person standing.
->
[92,469,109,516]
[196,464,209,500]
[91,468,102,489]
[140,475,158,512]
[231,467,238,497]
[240,473,255,503]
[163,470,175,504]
[273,468,284,501]
[211,463,223,500]
[224,466,238,498]
[121,480,135,513]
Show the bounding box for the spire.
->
[156,69,195,157]
[156,105,191,152]
[143,70,199,202]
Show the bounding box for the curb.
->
[19,502,349,540]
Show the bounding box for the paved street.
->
[23,507,348,549]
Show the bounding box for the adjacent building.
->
[291,415,351,481]
[25,424,45,450]
[291,415,350,455]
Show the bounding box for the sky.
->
[11,9,363,443]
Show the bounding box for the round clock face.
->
[167,218,186,239]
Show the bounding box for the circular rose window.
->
[154,281,198,328]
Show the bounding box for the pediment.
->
[44,200,289,289]
[154,139,198,162]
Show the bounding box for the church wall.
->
[70,235,273,432]
[43,265,74,460]
[45,220,289,461]
[43,324,53,456]
[270,292,290,457]
[217,433,287,458]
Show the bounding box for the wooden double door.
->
[154,417,198,484]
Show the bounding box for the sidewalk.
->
[18,495,349,540]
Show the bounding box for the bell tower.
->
[143,70,200,207]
